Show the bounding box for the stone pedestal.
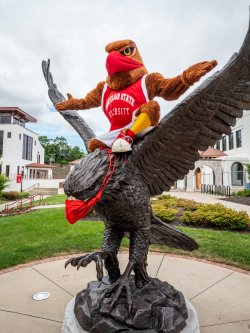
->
[62,277,200,333]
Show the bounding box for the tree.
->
[0,174,9,195]
[38,136,85,164]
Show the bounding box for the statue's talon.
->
[100,275,132,314]
[64,259,71,269]
[65,252,104,281]
[65,257,82,268]
[109,280,132,313]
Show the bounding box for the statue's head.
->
[64,149,127,201]
[105,39,148,90]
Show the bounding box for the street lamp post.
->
[21,167,24,192]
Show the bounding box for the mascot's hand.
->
[56,93,75,111]
[181,60,217,86]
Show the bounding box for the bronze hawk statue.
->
[42,15,250,332]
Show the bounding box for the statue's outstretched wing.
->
[131,17,250,196]
[42,59,95,152]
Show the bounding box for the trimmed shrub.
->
[18,192,29,199]
[234,189,250,197]
[2,191,19,200]
[2,191,29,200]
[182,203,249,230]
[153,195,199,211]
[152,202,177,222]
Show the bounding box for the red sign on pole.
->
[16,174,22,183]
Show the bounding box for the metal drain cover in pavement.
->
[32,291,51,301]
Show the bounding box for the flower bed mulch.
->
[219,197,250,206]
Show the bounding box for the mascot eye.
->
[121,47,134,56]
[89,185,95,191]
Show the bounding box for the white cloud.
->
[0,0,249,148]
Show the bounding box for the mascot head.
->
[105,39,148,90]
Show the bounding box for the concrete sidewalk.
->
[0,254,249,333]
[32,192,250,216]
[168,191,250,216]
[2,192,249,216]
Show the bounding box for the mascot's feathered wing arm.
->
[42,59,95,152]
[131,16,250,196]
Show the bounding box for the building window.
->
[37,153,41,164]
[22,134,33,160]
[7,132,11,138]
[6,165,10,178]
[215,140,220,150]
[0,115,11,124]
[19,133,22,140]
[34,140,36,146]
[0,131,3,155]
[17,166,20,174]
[231,162,243,186]
[229,132,234,150]
[222,136,227,151]
[236,130,242,148]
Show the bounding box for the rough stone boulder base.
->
[74,277,188,333]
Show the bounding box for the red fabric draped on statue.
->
[65,150,116,224]
[65,190,103,224]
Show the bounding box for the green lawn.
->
[150,227,250,270]
[36,194,66,205]
[0,208,249,270]
[20,194,67,208]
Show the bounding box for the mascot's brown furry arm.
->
[56,39,217,153]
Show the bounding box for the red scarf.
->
[106,51,143,76]
[65,151,116,224]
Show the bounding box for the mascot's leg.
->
[131,112,151,134]
[112,100,160,153]
[88,138,109,152]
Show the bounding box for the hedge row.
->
[152,195,249,231]
[1,191,29,200]
[234,189,250,197]
[182,204,249,230]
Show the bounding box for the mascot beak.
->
[106,51,143,76]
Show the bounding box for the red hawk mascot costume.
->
[56,39,217,153]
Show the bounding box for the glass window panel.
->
[229,133,234,150]
[22,134,33,160]
[222,136,227,151]
[236,130,242,148]
[231,162,243,186]
[0,115,11,124]
[0,131,3,155]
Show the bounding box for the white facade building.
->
[176,110,250,192]
[215,110,250,190]
[0,107,44,179]
[0,107,60,191]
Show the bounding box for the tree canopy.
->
[39,136,85,164]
